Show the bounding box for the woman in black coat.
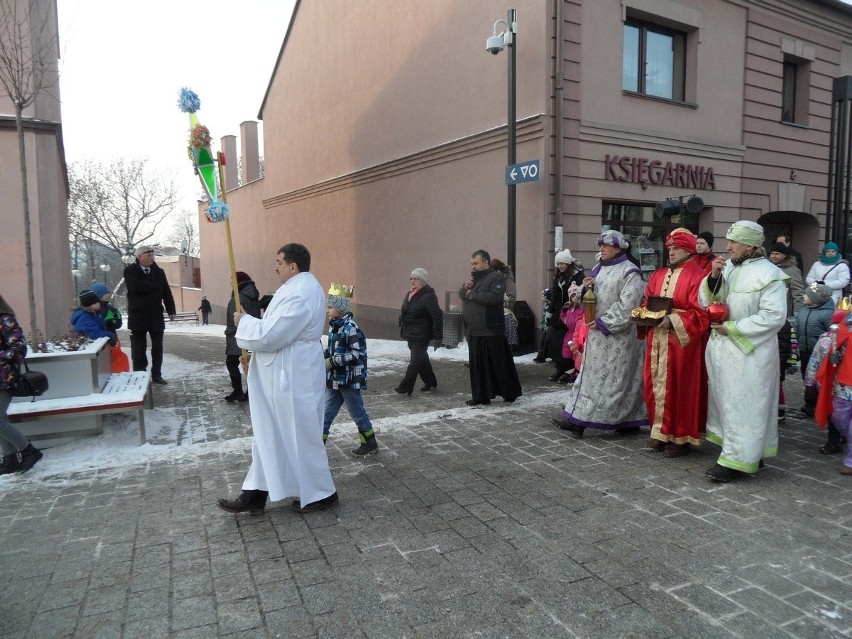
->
[395,268,444,395]
[544,249,584,382]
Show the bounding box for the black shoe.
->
[152,376,168,385]
[238,391,249,402]
[0,453,21,476]
[352,435,378,457]
[560,371,577,384]
[548,372,564,382]
[465,399,490,406]
[532,356,546,363]
[291,491,339,513]
[217,490,268,515]
[614,427,641,436]
[820,442,844,455]
[394,387,413,396]
[224,390,244,402]
[550,418,584,438]
[420,385,437,392]
[705,464,746,482]
[799,405,815,417]
[16,444,42,474]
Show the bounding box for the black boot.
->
[16,444,42,474]
[0,453,21,476]
[224,389,245,402]
[352,432,378,457]
[217,489,268,515]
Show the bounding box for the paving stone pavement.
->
[1,331,851,638]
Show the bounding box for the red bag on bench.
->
[111,341,130,373]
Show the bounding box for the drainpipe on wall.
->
[552,0,564,256]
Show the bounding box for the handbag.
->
[10,359,49,401]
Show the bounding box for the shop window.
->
[602,202,699,280]
[623,19,686,102]
[782,57,810,126]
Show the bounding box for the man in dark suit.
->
[123,246,176,384]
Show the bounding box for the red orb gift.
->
[706,302,728,323]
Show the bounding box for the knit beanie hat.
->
[410,267,429,283]
[554,249,576,266]
[327,283,354,314]
[327,295,350,314]
[235,271,252,285]
[768,243,788,256]
[697,231,714,248]
[805,282,832,306]
[821,242,842,265]
[79,290,100,307]
[90,282,110,298]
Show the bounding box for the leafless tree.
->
[68,157,179,257]
[0,0,61,337]
[168,210,200,257]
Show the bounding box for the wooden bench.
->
[8,371,153,445]
[167,311,199,324]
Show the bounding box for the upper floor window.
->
[623,19,686,102]
[782,57,810,126]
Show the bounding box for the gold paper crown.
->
[327,283,354,298]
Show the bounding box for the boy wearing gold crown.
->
[324,284,378,456]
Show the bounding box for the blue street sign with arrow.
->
[505,160,540,185]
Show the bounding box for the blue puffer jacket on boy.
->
[71,308,116,344]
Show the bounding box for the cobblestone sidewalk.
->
[0,332,849,638]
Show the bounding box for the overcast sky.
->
[57,1,296,241]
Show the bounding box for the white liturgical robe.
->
[235,271,336,503]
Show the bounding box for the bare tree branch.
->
[68,157,179,255]
[167,210,200,257]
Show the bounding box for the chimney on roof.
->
[240,121,260,184]
[221,135,238,191]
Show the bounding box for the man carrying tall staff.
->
[217,243,338,514]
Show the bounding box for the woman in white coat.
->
[805,242,850,304]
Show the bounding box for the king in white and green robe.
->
[698,256,789,473]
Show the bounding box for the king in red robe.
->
[641,228,710,456]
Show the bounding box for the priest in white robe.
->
[699,221,788,482]
[218,243,337,514]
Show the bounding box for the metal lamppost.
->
[121,245,135,266]
[71,269,81,293]
[486,9,518,274]
[99,261,111,284]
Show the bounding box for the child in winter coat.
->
[804,310,850,456]
[558,283,584,384]
[90,282,123,332]
[323,286,378,456]
[794,282,835,416]
[70,290,117,345]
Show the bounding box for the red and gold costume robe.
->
[642,258,710,445]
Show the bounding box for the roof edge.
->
[257,0,301,121]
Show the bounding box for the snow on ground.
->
[4,323,548,484]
